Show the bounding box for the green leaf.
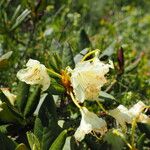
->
[137,133,146,150]
[15,143,28,150]
[0,102,25,125]
[0,131,17,150]
[99,41,116,59]
[99,91,115,100]
[62,42,75,69]
[104,130,125,150]
[35,0,47,12]
[10,9,30,31]
[79,29,91,50]
[23,86,41,117]
[15,81,30,113]
[125,53,143,73]
[34,93,61,150]
[11,5,21,22]
[27,132,40,150]
[49,130,67,150]
[138,123,150,139]
[0,125,9,134]
[48,54,61,73]
[49,80,65,95]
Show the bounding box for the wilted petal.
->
[74,107,107,141]
[17,59,50,91]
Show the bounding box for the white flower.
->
[0,88,16,105]
[74,107,107,141]
[109,105,132,130]
[70,57,113,103]
[109,101,150,129]
[17,59,50,91]
[129,101,150,124]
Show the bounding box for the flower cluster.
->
[109,101,150,130]
[16,50,150,143]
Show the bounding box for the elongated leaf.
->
[125,52,143,73]
[24,86,41,117]
[11,5,21,22]
[99,41,116,59]
[0,125,9,134]
[49,130,67,150]
[49,79,65,95]
[15,143,28,150]
[10,9,30,31]
[62,42,75,69]
[99,91,115,100]
[34,93,61,150]
[27,132,40,150]
[0,102,25,125]
[15,81,30,113]
[0,132,17,150]
[104,130,124,150]
[138,123,150,138]
[48,54,60,73]
[79,29,91,50]
[137,133,146,150]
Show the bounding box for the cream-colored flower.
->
[74,107,107,141]
[70,57,113,103]
[17,59,50,91]
[109,101,150,129]
[129,101,150,124]
[109,105,132,130]
[0,88,16,105]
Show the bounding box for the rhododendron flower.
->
[109,101,150,129]
[17,59,50,91]
[109,105,132,130]
[74,107,107,141]
[129,101,150,124]
[69,58,113,103]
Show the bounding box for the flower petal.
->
[70,57,112,103]
[17,59,50,91]
[74,107,107,141]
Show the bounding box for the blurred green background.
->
[0,0,150,105]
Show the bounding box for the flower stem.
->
[96,100,108,114]
[47,68,62,78]
[69,92,82,109]
[81,49,100,62]
[113,129,132,150]
[131,118,137,150]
